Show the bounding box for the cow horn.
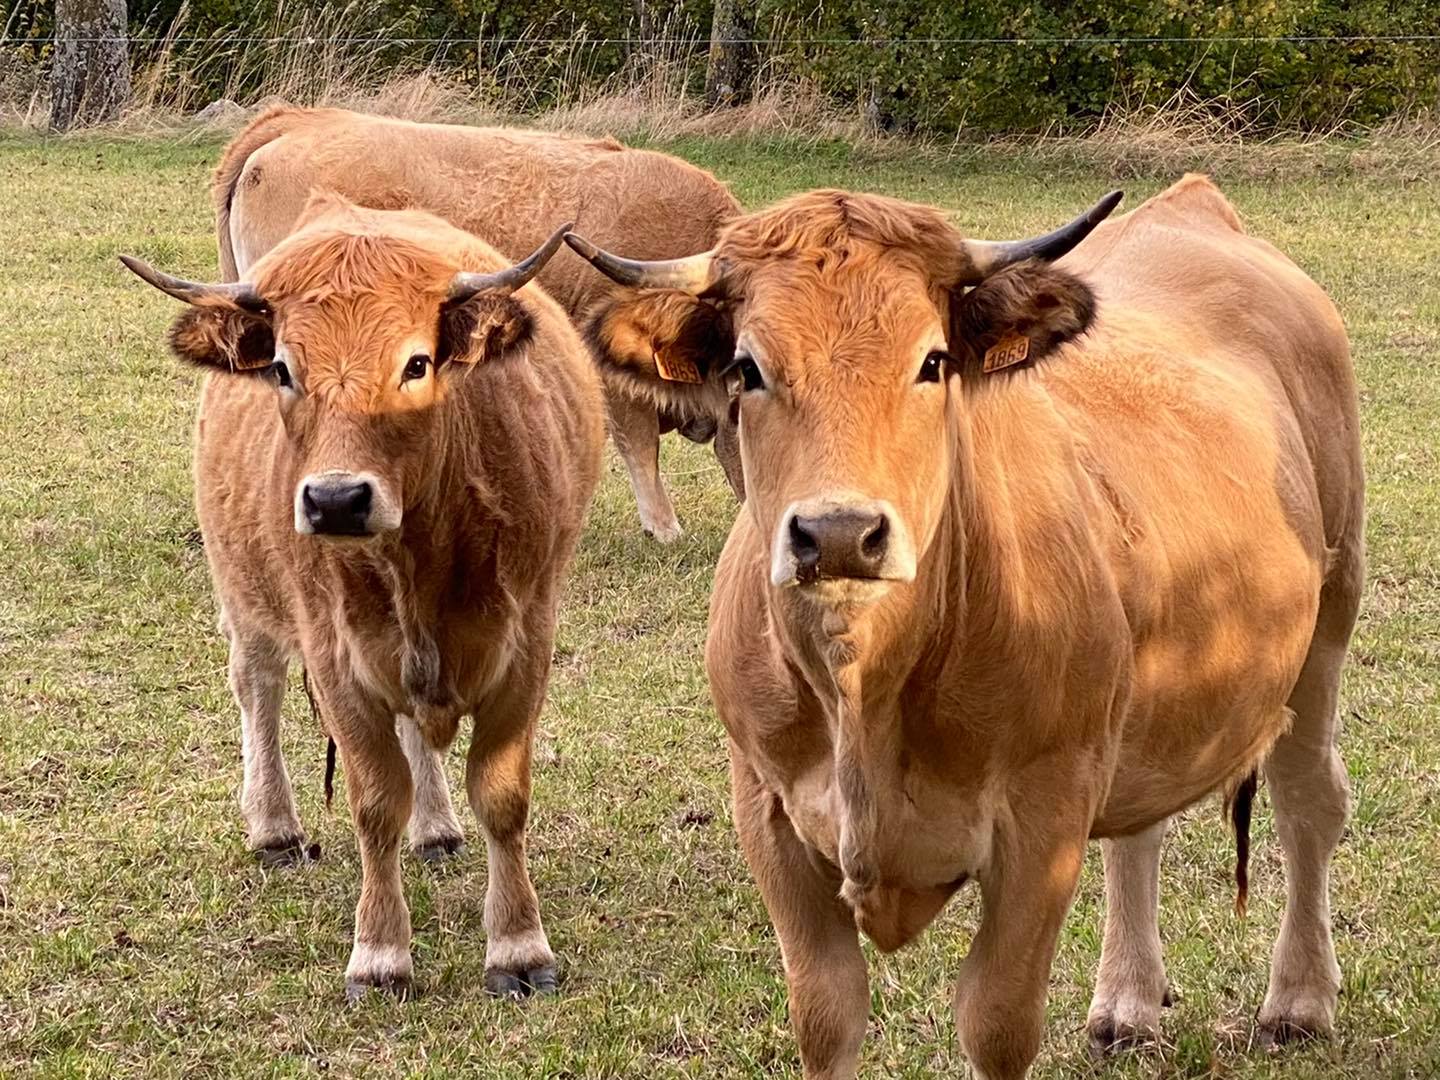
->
[119,255,268,313]
[447,221,573,305]
[958,190,1123,283]
[562,231,721,294]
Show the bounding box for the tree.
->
[705,0,754,106]
[50,0,130,132]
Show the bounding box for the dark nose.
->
[302,478,373,536]
[789,507,891,582]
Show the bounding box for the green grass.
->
[1,130,1437,1078]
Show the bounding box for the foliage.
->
[3,0,1439,134]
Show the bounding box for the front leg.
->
[467,659,556,997]
[312,673,415,999]
[954,813,1089,1080]
[732,754,868,1080]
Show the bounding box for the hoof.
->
[642,519,683,544]
[344,976,412,1004]
[1257,1017,1327,1051]
[1087,1017,1159,1060]
[254,838,315,868]
[484,964,558,999]
[414,835,466,863]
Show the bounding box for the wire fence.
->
[8,34,1440,46]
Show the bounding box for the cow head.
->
[566,189,1119,608]
[122,200,569,540]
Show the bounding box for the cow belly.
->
[1095,629,1315,834]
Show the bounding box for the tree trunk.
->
[705,0,754,107]
[51,0,130,132]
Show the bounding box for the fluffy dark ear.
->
[438,294,533,365]
[168,307,275,372]
[951,261,1097,377]
[582,290,733,413]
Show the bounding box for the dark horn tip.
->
[1091,190,1124,222]
[563,232,598,259]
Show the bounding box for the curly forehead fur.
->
[714,189,969,284]
[253,227,456,307]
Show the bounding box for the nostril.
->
[861,516,889,561]
[790,515,819,558]
[302,486,321,520]
[345,483,372,517]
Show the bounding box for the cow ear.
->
[168,306,275,372]
[583,290,733,411]
[439,294,534,365]
[951,262,1096,378]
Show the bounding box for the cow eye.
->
[403,354,431,382]
[270,360,294,390]
[734,355,765,393]
[917,350,950,384]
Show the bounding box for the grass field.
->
[1,129,1438,1078]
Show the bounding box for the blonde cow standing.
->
[123,197,603,997]
[214,106,744,541]
[565,176,1364,1076]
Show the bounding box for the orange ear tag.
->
[982,334,1030,373]
[654,345,704,384]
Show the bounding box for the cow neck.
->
[354,438,483,712]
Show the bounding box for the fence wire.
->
[7,34,1440,46]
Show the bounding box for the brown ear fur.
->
[582,290,733,413]
[951,262,1096,375]
[439,294,533,365]
[168,307,275,372]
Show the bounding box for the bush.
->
[5,0,1438,132]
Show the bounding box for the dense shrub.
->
[4,0,1437,131]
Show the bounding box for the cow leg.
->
[227,627,305,864]
[396,715,466,861]
[1258,556,1360,1044]
[608,390,682,542]
[467,667,555,997]
[954,826,1087,1080]
[315,678,414,999]
[732,753,868,1079]
[1087,818,1170,1055]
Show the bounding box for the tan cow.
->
[121,195,604,997]
[213,106,744,542]
[565,175,1363,1077]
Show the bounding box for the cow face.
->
[567,189,1118,608]
[123,204,568,540]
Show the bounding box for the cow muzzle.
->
[294,471,400,538]
[771,495,916,599]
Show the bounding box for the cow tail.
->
[300,667,338,809]
[324,737,337,810]
[1230,770,1258,918]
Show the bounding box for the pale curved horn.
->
[447,221,573,305]
[562,231,721,294]
[958,190,1123,283]
[119,255,267,312]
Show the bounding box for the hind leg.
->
[396,715,466,861]
[1259,561,1360,1043]
[227,625,305,864]
[609,391,682,543]
[1088,818,1171,1055]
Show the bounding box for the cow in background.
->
[213,107,744,542]
[122,196,603,998]
[565,176,1363,1076]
